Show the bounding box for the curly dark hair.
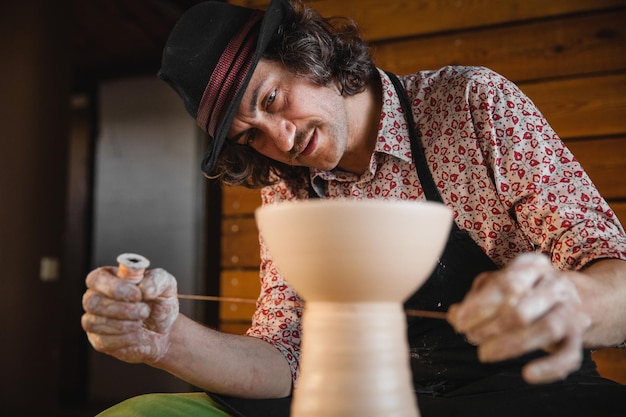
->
[210,0,377,188]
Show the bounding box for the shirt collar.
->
[311,69,413,183]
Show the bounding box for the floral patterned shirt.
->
[245,66,626,384]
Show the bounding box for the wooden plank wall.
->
[223,0,626,383]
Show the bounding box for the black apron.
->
[209,73,626,417]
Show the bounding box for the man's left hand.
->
[448,253,591,383]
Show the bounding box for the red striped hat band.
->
[196,11,263,136]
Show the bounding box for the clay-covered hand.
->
[81,266,179,364]
[447,253,591,383]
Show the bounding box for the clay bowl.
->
[255,199,452,303]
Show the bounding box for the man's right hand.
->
[81,265,179,365]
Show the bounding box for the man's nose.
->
[268,118,296,152]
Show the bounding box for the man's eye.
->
[266,90,276,107]
[245,129,257,146]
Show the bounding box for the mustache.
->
[288,123,318,159]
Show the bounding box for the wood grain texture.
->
[222,185,261,215]
[310,0,626,42]
[520,74,626,139]
[221,217,261,268]
[592,348,626,385]
[230,0,626,42]
[566,137,626,200]
[372,10,626,83]
[219,270,261,320]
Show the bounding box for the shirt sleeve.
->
[244,177,310,385]
[464,67,626,270]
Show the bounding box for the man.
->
[82,0,626,416]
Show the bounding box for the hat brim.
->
[201,0,289,175]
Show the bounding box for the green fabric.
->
[96,392,233,417]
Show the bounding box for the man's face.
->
[227,59,351,171]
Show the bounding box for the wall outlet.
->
[40,257,60,282]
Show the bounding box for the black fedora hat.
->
[158,0,290,175]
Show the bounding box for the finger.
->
[82,289,150,320]
[145,296,179,333]
[476,303,581,363]
[114,344,164,364]
[81,312,144,334]
[86,267,142,302]
[85,328,166,363]
[449,253,552,332]
[510,271,580,324]
[448,277,506,332]
[139,268,178,300]
[522,332,584,384]
[85,332,154,364]
[502,253,554,296]
[85,329,140,352]
[464,272,577,344]
[467,270,493,291]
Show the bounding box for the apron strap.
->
[385,71,444,204]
